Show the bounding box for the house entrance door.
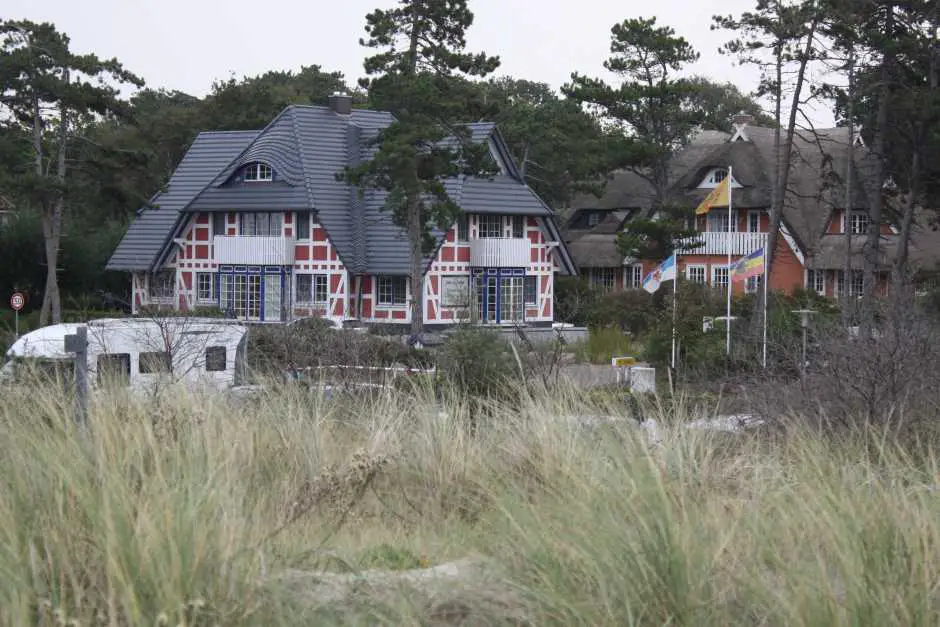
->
[473,269,525,324]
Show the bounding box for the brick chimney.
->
[328,92,352,115]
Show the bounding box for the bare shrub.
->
[744,289,940,429]
[247,317,430,389]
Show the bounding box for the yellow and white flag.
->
[694,176,731,215]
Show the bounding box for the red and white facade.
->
[132,210,560,327]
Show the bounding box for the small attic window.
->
[697,167,737,189]
[243,162,273,182]
[709,169,728,184]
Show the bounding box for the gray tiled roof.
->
[359,174,562,275]
[106,130,259,271]
[107,104,575,276]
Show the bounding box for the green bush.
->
[553,276,599,326]
[587,288,660,335]
[436,325,521,400]
[575,327,636,364]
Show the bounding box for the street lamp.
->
[790,309,817,373]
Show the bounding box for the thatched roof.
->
[564,120,939,273]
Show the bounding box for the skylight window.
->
[243,162,273,182]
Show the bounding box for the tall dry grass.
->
[0,376,938,625]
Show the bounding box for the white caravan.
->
[1,317,250,394]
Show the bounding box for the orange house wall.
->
[612,237,802,296]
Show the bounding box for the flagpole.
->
[671,251,678,371]
[726,166,733,357]
[762,257,768,368]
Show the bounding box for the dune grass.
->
[0,377,938,626]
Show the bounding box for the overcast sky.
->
[7,0,836,127]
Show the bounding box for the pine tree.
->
[0,20,142,325]
[563,17,703,261]
[341,1,500,340]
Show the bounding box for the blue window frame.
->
[472,268,526,324]
[216,266,291,321]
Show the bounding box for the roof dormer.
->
[696,167,743,189]
[242,161,273,182]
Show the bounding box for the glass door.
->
[473,270,525,324]
[499,276,524,323]
[263,274,282,321]
[219,273,262,320]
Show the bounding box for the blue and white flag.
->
[641,253,677,294]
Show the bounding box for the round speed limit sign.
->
[10,292,25,311]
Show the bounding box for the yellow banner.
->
[694,176,730,215]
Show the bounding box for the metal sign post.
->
[10,292,24,339]
[64,326,88,430]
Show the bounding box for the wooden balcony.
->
[213,236,294,265]
[680,231,767,256]
[469,237,531,267]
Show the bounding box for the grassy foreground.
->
[0,381,938,626]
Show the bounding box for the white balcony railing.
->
[469,237,532,267]
[213,236,294,265]
[680,231,767,256]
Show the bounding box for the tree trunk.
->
[40,70,69,326]
[31,92,43,175]
[408,196,424,340]
[842,53,855,326]
[405,1,423,342]
[407,3,420,74]
[763,15,819,305]
[860,5,894,338]
[893,144,919,280]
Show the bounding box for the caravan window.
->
[97,353,130,386]
[205,346,226,372]
[139,352,172,374]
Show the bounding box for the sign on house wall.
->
[441,276,470,308]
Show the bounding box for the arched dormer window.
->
[243,162,273,182]
[707,168,728,185]
[697,167,740,189]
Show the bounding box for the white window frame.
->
[707,211,732,233]
[295,274,329,305]
[587,212,600,227]
[478,215,503,239]
[711,265,729,291]
[511,215,525,238]
[212,212,227,237]
[377,276,407,307]
[626,264,643,289]
[239,212,283,237]
[701,168,728,187]
[196,273,215,304]
[149,270,175,301]
[849,211,870,235]
[243,162,273,182]
[588,267,615,292]
[745,275,762,294]
[850,269,864,296]
[686,265,706,284]
[747,210,762,233]
[806,269,825,295]
[294,211,312,240]
[456,215,469,242]
[524,275,538,305]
